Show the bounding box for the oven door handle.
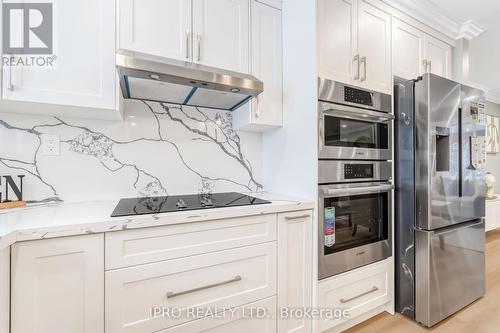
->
[320,103,395,123]
[322,184,394,197]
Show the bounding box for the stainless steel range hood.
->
[116,49,263,111]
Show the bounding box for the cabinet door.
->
[250,0,282,128]
[0,247,9,333]
[358,0,392,93]
[393,19,425,80]
[193,0,250,73]
[2,0,116,110]
[317,0,358,85]
[118,0,192,61]
[11,235,104,333]
[278,211,313,333]
[424,35,452,78]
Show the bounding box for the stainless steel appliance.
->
[394,73,487,327]
[318,79,393,160]
[318,160,393,279]
[116,49,263,111]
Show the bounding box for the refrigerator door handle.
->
[431,219,484,236]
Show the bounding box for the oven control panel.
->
[344,86,373,106]
[344,164,374,179]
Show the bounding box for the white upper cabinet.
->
[118,0,192,61]
[193,0,250,73]
[2,0,116,111]
[392,18,425,80]
[317,0,391,94]
[357,0,391,93]
[118,0,250,73]
[317,0,358,86]
[424,34,452,78]
[233,0,282,131]
[393,19,452,80]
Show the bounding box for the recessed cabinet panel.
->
[317,0,358,85]
[357,0,391,93]
[233,0,283,131]
[193,0,250,73]
[393,19,425,79]
[10,235,104,333]
[119,0,192,61]
[2,0,116,110]
[424,35,452,78]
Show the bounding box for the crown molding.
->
[457,20,486,40]
[381,0,486,41]
[487,90,500,105]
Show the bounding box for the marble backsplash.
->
[0,100,263,203]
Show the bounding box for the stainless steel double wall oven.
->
[318,79,394,279]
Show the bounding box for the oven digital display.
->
[344,86,373,106]
[344,164,374,179]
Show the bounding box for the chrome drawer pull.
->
[285,214,311,220]
[166,275,242,299]
[340,286,378,303]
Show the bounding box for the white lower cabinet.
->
[157,297,277,333]
[278,211,313,333]
[105,242,277,332]
[486,196,500,231]
[7,210,313,333]
[318,259,393,333]
[10,234,104,333]
[0,247,9,333]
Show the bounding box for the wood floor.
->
[346,230,500,333]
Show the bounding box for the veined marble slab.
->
[0,192,314,250]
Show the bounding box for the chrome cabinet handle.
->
[360,56,367,82]
[285,214,311,221]
[185,30,191,59]
[323,184,394,197]
[422,59,428,73]
[254,95,260,118]
[353,55,360,80]
[340,286,378,303]
[428,60,432,73]
[8,55,14,91]
[166,275,242,299]
[197,34,202,61]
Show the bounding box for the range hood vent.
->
[116,50,263,111]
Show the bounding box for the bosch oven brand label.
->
[324,207,336,247]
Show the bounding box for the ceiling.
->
[427,0,500,29]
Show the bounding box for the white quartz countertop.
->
[0,192,314,250]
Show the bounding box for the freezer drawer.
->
[415,220,485,327]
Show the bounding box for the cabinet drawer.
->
[105,214,277,269]
[318,260,391,331]
[105,242,277,333]
[158,297,277,333]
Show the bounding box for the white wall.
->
[486,101,500,193]
[262,0,317,200]
[469,19,500,102]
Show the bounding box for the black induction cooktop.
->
[111,192,271,217]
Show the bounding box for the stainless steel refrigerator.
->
[394,73,487,327]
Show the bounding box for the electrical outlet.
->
[41,134,60,156]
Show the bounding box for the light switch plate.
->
[41,134,60,156]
